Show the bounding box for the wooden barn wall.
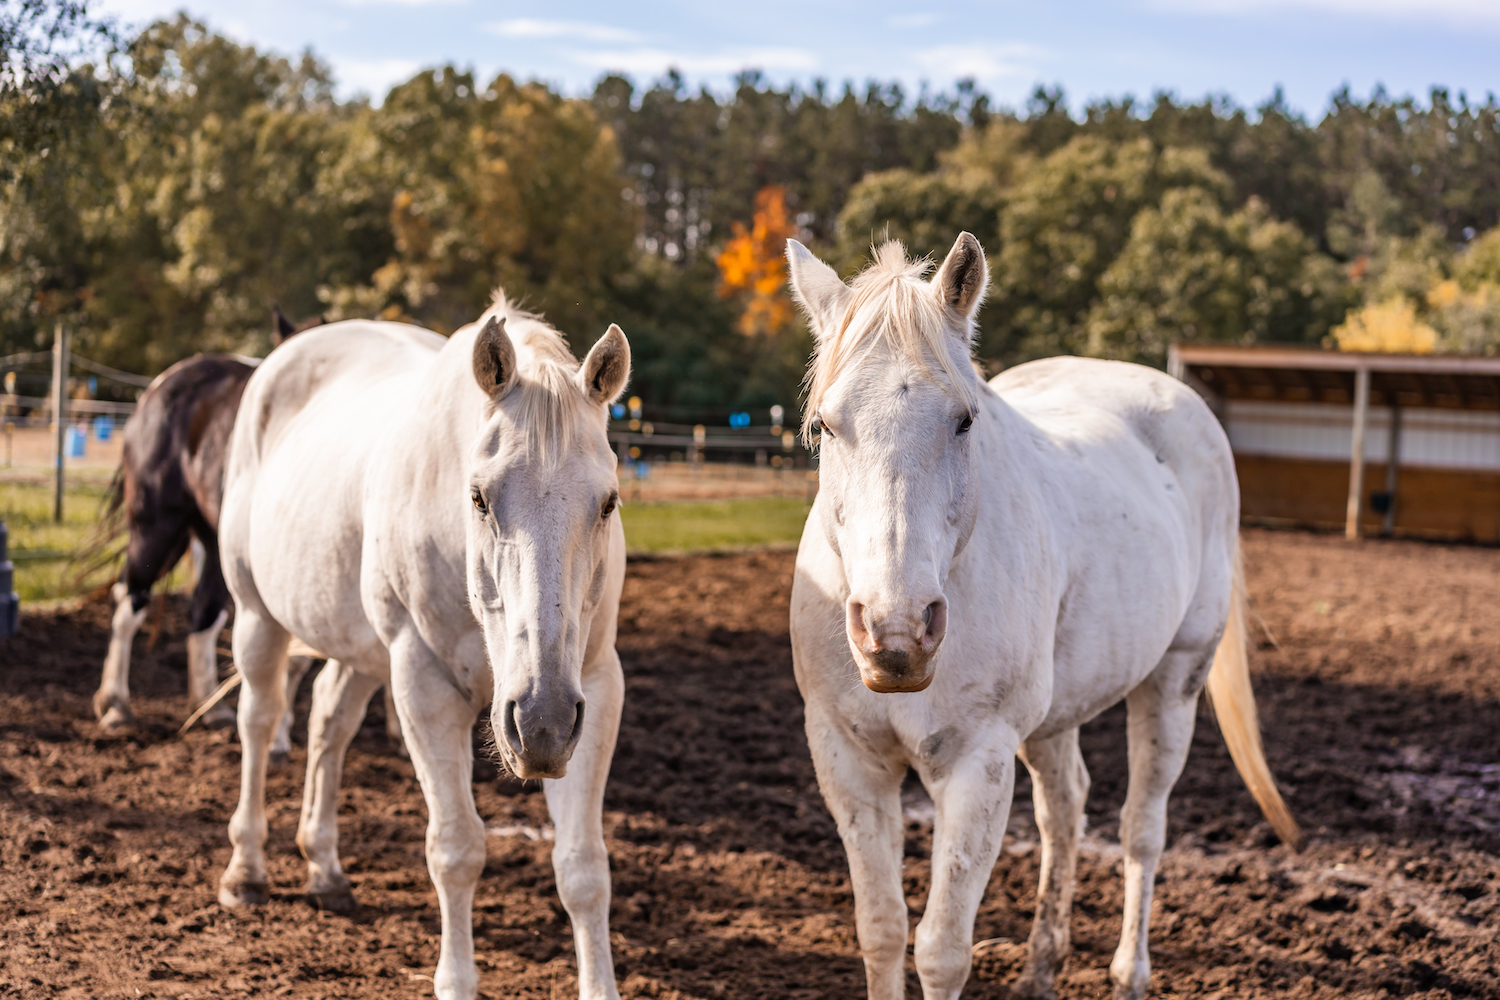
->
[1235,455,1500,541]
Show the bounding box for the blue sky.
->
[98,0,1500,117]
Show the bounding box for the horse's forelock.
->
[801,241,979,439]
[477,292,597,466]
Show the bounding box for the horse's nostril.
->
[924,600,947,642]
[570,700,586,744]
[504,699,523,751]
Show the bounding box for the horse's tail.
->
[1205,542,1303,849]
[69,463,129,593]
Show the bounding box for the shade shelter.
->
[1168,344,1500,541]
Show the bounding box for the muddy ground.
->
[2,528,1498,999]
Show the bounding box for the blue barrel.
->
[94,416,113,442]
[0,519,18,639]
[67,424,86,457]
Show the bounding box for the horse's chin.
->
[858,669,935,694]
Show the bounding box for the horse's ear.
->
[932,232,989,321]
[786,239,849,342]
[272,304,296,345]
[580,323,631,405]
[472,315,517,399]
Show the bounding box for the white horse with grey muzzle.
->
[786,236,1298,1000]
[216,295,631,1000]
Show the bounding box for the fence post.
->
[1344,365,1370,540]
[52,321,70,523]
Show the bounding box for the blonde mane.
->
[801,241,979,438]
[476,291,592,464]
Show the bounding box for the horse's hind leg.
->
[296,657,384,911]
[185,533,233,728]
[1014,727,1090,1000]
[95,584,148,732]
[383,683,409,759]
[94,522,190,733]
[219,606,291,908]
[271,656,314,766]
[1108,658,1202,1000]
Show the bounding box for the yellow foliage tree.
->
[1331,297,1437,354]
[716,186,798,336]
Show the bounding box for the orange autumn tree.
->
[716,185,799,336]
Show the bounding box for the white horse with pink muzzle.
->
[787,236,1299,1000]
[216,295,631,1000]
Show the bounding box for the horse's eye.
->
[471,489,487,513]
[601,492,618,520]
[957,414,974,436]
[813,414,832,438]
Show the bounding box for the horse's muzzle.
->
[846,596,947,693]
[497,692,586,779]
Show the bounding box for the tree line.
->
[3,10,1499,420]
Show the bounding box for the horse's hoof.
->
[97,702,136,734]
[218,880,270,907]
[202,704,237,730]
[268,748,291,767]
[1011,976,1058,1000]
[307,887,357,913]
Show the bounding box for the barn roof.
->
[1169,344,1500,412]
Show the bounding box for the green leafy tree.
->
[992,137,1230,361]
[1084,188,1346,364]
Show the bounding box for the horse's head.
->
[464,309,630,779]
[788,234,988,694]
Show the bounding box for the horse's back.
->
[991,355,1237,530]
[230,321,444,469]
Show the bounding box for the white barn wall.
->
[1225,401,1500,472]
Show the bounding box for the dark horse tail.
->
[69,464,129,596]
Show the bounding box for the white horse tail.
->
[1205,542,1303,849]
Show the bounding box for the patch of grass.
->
[619,496,812,554]
[1,473,190,603]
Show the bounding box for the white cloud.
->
[1150,0,1500,25]
[912,43,1044,81]
[564,45,820,77]
[331,56,422,100]
[888,13,942,28]
[487,18,641,43]
[339,0,466,5]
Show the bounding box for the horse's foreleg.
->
[542,650,624,1000]
[392,635,484,1000]
[1108,667,1198,1000]
[94,583,147,732]
[914,744,1017,1000]
[218,608,291,908]
[1014,728,1090,1000]
[271,655,314,765]
[805,706,908,1000]
[296,658,383,910]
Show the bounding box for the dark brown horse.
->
[90,310,396,761]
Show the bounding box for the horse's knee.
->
[426,818,485,887]
[914,918,973,995]
[552,841,609,914]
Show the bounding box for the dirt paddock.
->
[2,528,1498,999]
